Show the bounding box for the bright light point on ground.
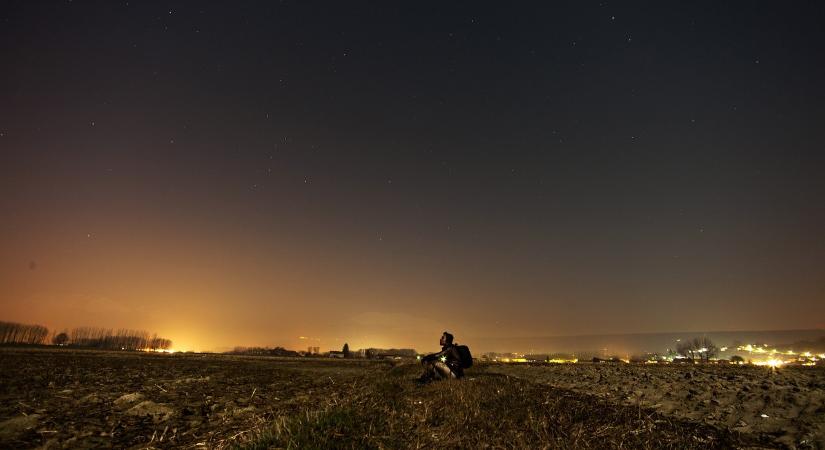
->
[548,358,578,364]
[754,358,784,368]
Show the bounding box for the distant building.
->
[307,346,319,355]
[328,351,345,358]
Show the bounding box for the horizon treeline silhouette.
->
[0,320,49,345]
[0,320,172,350]
[69,327,172,350]
[227,346,299,357]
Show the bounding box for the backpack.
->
[455,344,473,369]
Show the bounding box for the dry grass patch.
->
[238,364,768,449]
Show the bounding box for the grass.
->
[236,363,764,449]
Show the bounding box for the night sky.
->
[2,1,824,352]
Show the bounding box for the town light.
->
[754,358,784,368]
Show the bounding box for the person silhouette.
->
[418,331,464,383]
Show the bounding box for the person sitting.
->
[418,331,464,383]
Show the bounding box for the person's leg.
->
[418,360,437,382]
[432,361,456,380]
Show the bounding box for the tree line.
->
[0,321,172,350]
[227,346,299,357]
[0,321,49,345]
[66,327,172,350]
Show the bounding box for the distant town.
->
[205,338,825,367]
[477,341,825,367]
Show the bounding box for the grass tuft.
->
[236,363,770,449]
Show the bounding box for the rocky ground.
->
[489,362,825,448]
[1,348,819,449]
[0,348,381,448]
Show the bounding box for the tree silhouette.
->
[68,326,171,350]
[0,321,49,345]
[52,331,69,346]
[342,343,350,358]
[676,336,718,362]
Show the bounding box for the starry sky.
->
[2,1,824,352]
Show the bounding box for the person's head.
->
[440,332,454,346]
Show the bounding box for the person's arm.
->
[423,348,448,362]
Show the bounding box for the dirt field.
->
[489,363,825,449]
[0,348,817,449]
